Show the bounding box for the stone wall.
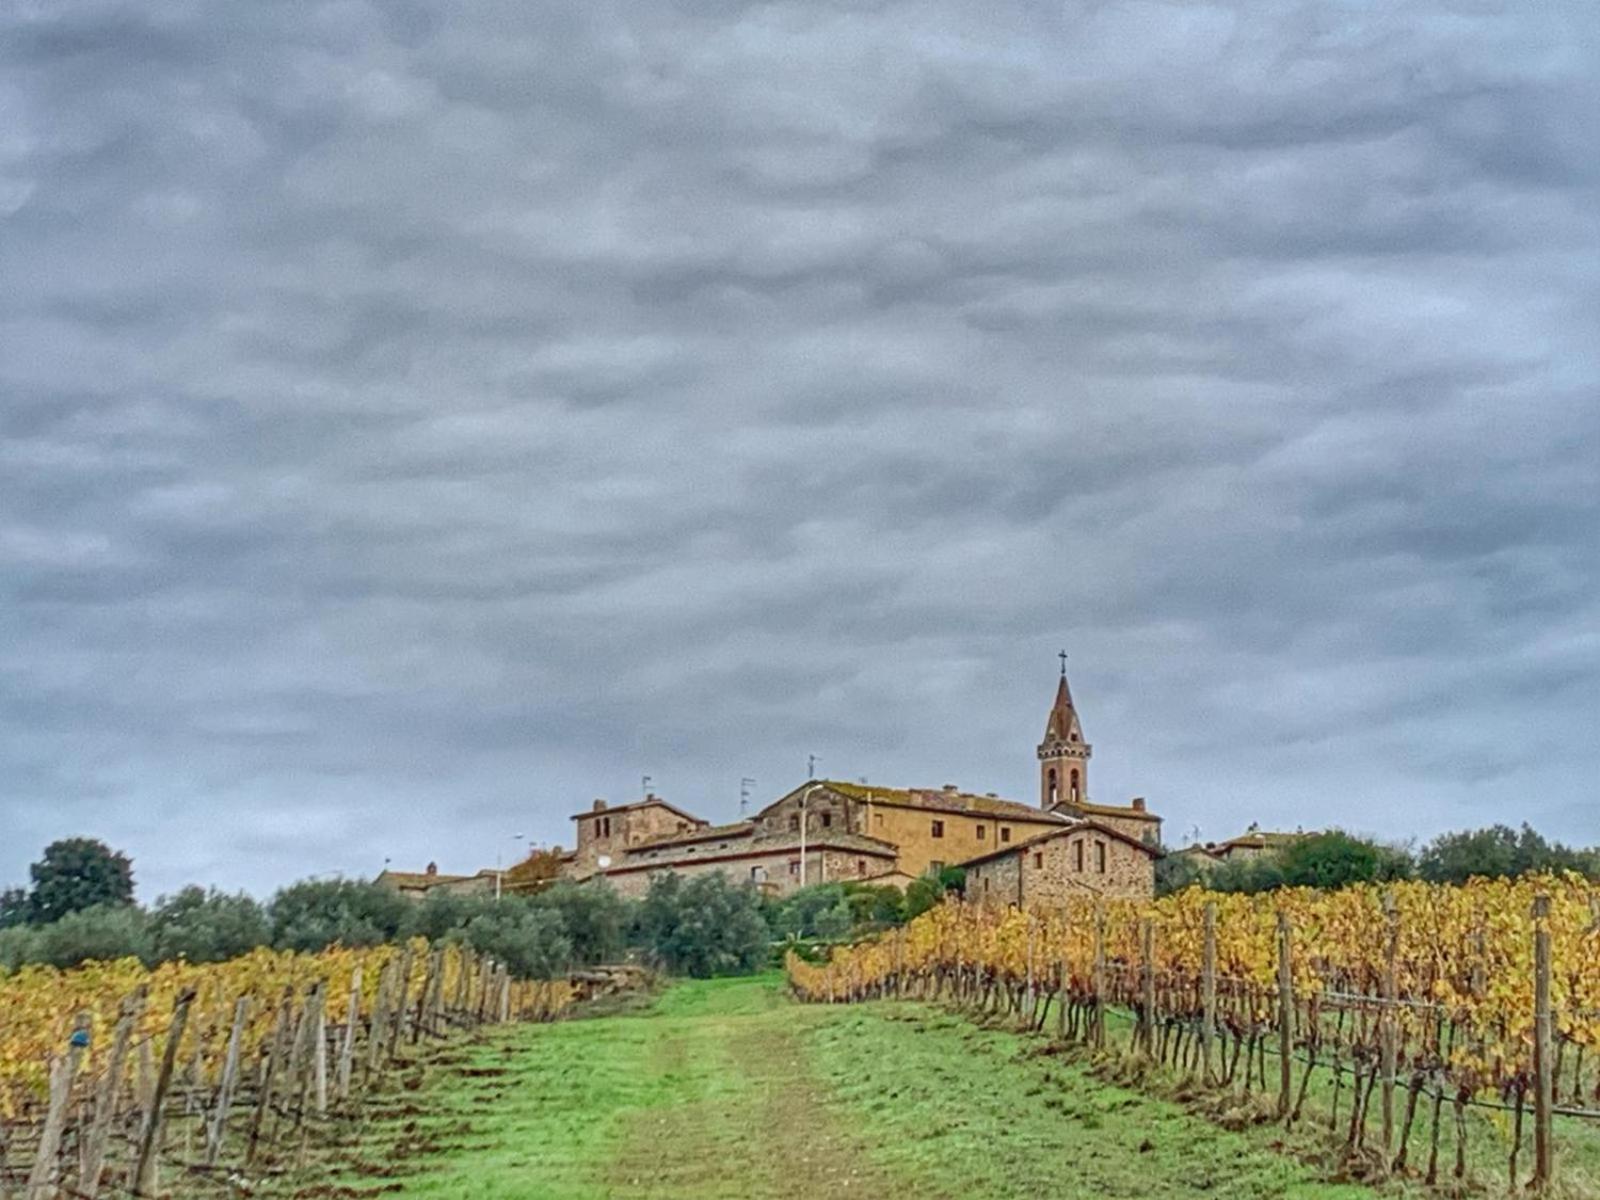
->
[755,786,1066,879]
[599,845,889,900]
[571,799,702,875]
[966,828,1155,911]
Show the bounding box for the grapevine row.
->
[0,940,575,1197]
[787,875,1600,1191]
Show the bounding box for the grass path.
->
[323,974,1374,1199]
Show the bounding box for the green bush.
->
[150,886,271,964]
[458,901,572,980]
[28,904,153,969]
[269,879,409,952]
[633,874,768,978]
[529,882,626,965]
[904,866,964,919]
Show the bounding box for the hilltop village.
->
[382,667,1191,908]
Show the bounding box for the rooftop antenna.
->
[807,753,820,780]
[641,774,652,798]
[739,777,755,816]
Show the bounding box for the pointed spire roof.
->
[1044,672,1075,740]
[1042,663,1086,746]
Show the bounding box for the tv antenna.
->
[641,774,652,798]
[807,753,820,780]
[740,777,755,816]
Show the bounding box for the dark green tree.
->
[903,866,965,920]
[28,838,135,923]
[150,886,270,964]
[459,902,572,980]
[528,883,627,965]
[1417,824,1598,884]
[1277,831,1412,889]
[1154,851,1204,897]
[632,873,768,977]
[31,904,153,969]
[269,879,409,953]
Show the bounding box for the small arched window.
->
[1047,768,1058,805]
[1069,769,1081,803]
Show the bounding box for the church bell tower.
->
[1037,655,1091,810]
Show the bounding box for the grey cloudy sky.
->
[3,1,1597,899]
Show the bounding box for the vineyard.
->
[787,876,1600,1192]
[0,940,574,1198]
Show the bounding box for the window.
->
[931,820,945,838]
[982,876,990,893]
[1074,840,1084,872]
[789,815,799,832]
[929,861,944,874]
[1034,852,1044,870]
[598,816,611,838]
[788,859,800,877]
[1070,769,1081,803]
[820,812,832,828]
[750,865,767,882]
[976,824,986,840]
[1047,768,1058,805]
[1000,827,1011,843]
[1095,840,1106,874]
[873,812,884,829]
[856,858,866,875]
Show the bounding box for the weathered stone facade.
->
[1051,798,1162,846]
[601,839,896,899]
[568,796,708,877]
[752,782,1073,880]
[963,820,1157,910]
[515,665,1168,903]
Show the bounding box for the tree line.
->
[1156,821,1600,896]
[0,837,775,979]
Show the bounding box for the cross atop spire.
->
[1058,648,1068,677]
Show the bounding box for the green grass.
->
[283,973,1387,1199]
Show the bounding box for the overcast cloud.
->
[2,1,1596,899]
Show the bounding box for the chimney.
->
[425,862,438,876]
[942,783,958,793]
[1131,797,1146,813]
[592,799,608,812]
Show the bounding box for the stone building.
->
[376,862,496,900]
[961,820,1159,909]
[556,663,1163,899]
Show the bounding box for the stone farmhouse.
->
[558,667,1162,902]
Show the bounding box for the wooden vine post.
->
[133,987,196,1197]
[204,995,251,1166]
[1139,917,1156,1058]
[82,985,146,1197]
[1531,892,1554,1190]
[1276,910,1293,1121]
[1380,891,1399,1158]
[1201,900,1217,1084]
[1092,907,1107,1048]
[24,1011,91,1200]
